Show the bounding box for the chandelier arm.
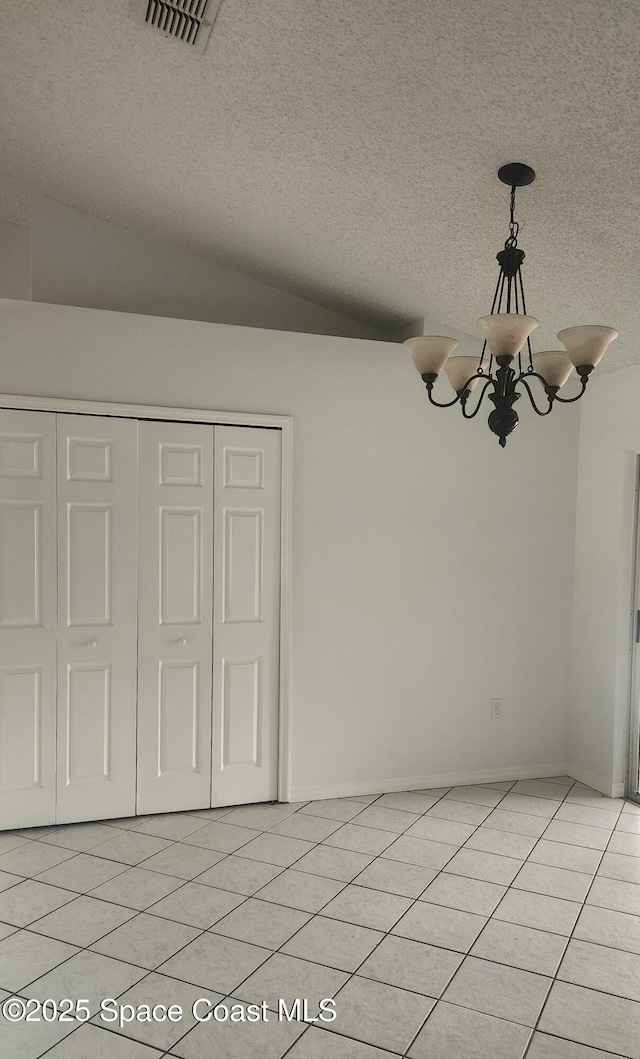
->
[424,385,464,409]
[517,374,554,416]
[552,375,590,404]
[461,377,495,419]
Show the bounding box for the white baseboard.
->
[566,763,626,799]
[290,762,572,803]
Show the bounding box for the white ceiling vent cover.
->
[129,0,222,53]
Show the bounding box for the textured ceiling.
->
[1,0,639,368]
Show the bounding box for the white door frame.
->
[0,393,293,804]
[628,455,640,804]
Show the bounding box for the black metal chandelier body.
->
[405,163,618,447]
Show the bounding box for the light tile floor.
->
[0,777,638,1057]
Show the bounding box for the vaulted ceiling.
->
[1,0,639,368]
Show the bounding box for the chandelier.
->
[404,163,618,447]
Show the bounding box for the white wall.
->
[0,299,580,798]
[29,196,385,341]
[569,365,640,796]
[0,219,31,301]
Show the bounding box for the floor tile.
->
[97,972,221,1051]
[480,780,519,790]
[623,801,640,815]
[38,821,126,851]
[268,814,340,842]
[29,895,137,946]
[294,845,373,881]
[170,997,306,1059]
[40,1023,163,1057]
[0,929,78,990]
[349,805,420,833]
[255,868,344,912]
[421,873,506,915]
[88,866,185,909]
[392,901,486,952]
[358,934,462,996]
[464,827,536,859]
[147,881,245,928]
[557,937,640,1001]
[442,955,551,1026]
[543,776,576,787]
[494,889,581,935]
[574,902,640,955]
[345,794,381,803]
[299,799,366,822]
[138,843,225,879]
[211,897,310,948]
[512,780,568,800]
[406,816,476,846]
[543,820,610,850]
[89,831,173,864]
[444,786,503,807]
[586,875,640,914]
[91,910,200,969]
[376,792,439,813]
[35,853,130,893]
[408,1000,531,1059]
[444,848,522,885]
[221,804,296,830]
[0,879,75,926]
[483,809,548,838]
[322,823,396,856]
[0,842,76,877]
[287,1025,398,1058]
[321,884,411,931]
[499,793,561,818]
[0,1009,78,1058]
[281,914,383,971]
[186,806,235,821]
[616,812,640,833]
[512,863,592,902]
[469,918,568,975]
[159,931,271,993]
[0,923,16,941]
[555,801,620,829]
[26,948,147,1012]
[182,821,261,853]
[235,952,349,1014]
[608,829,640,857]
[131,813,211,840]
[565,791,626,811]
[195,854,283,894]
[597,851,640,883]
[427,800,493,825]
[237,833,316,867]
[327,974,435,1053]
[538,980,640,1059]
[355,858,437,898]
[528,840,601,874]
[526,1031,628,1059]
[0,870,23,892]
[380,835,457,870]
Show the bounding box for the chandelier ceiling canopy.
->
[405,163,618,447]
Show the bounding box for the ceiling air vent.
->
[129,0,222,53]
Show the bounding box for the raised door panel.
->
[136,422,214,814]
[56,414,138,823]
[212,426,281,806]
[0,410,57,829]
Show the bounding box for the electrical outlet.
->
[491,698,504,719]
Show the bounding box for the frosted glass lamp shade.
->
[404,336,458,374]
[444,356,489,393]
[531,351,573,388]
[478,313,539,358]
[557,325,619,368]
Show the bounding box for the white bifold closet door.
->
[212,426,281,806]
[136,422,214,814]
[56,415,138,823]
[0,411,57,828]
